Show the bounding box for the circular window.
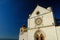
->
[35,18,42,25]
[36,11,40,15]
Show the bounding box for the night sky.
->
[0,0,60,39]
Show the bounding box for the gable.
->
[28,5,55,28]
[29,5,51,18]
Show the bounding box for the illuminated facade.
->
[19,5,60,40]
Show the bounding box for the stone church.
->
[19,5,60,40]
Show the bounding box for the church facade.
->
[19,5,60,40]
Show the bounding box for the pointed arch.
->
[34,30,45,40]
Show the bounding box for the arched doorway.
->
[40,34,44,40]
[34,30,45,40]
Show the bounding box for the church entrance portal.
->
[34,30,45,40]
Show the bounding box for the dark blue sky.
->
[0,0,60,39]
